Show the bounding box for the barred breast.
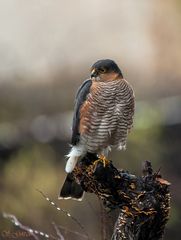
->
[79,78,135,153]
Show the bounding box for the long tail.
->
[65,145,86,173]
[59,173,84,201]
[59,145,86,201]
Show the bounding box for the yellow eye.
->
[99,68,106,73]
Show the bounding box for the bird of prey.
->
[59,59,135,200]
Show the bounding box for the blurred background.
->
[0,0,181,239]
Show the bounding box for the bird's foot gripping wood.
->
[93,154,110,169]
[73,157,171,240]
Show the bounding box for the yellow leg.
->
[93,154,110,168]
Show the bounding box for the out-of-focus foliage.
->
[0,1,181,239]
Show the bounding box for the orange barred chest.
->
[79,100,92,134]
[79,81,99,135]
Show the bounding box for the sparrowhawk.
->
[59,59,135,200]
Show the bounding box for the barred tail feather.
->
[65,145,86,173]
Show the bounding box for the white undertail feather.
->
[65,155,79,173]
[65,144,86,173]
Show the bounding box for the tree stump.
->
[72,154,170,240]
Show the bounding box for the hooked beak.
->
[91,69,98,79]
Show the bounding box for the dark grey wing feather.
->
[71,79,92,145]
[59,173,84,200]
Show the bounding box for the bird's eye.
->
[99,68,106,73]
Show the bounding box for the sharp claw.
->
[92,154,110,168]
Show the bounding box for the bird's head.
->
[90,59,123,82]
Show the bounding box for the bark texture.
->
[73,154,170,240]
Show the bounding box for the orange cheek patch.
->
[103,72,120,81]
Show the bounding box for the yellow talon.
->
[98,154,110,167]
[92,155,110,171]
